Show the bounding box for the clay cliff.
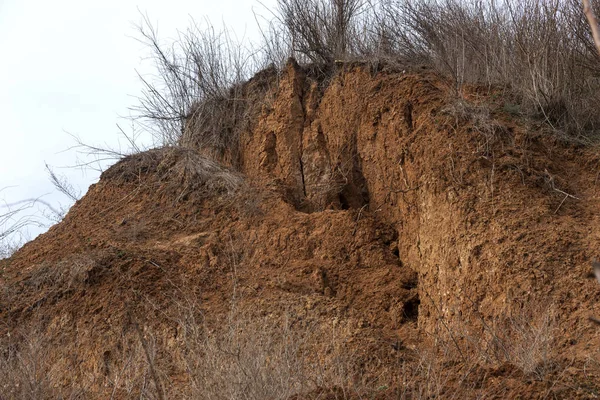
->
[2,60,600,399]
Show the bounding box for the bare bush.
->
[83,304,367,399]
[0,329,89,399]
[442,98,508,157]
[174,314,357,399]
[426,299,557,380]
[254,10,293,69]
[160,147,244,199]
[396,301,559,399]
[502,308,556,379]
[132,14,264,159]
[0,334,57,399]
[0,190,63,258]
[382,0,600,139]
[272,0,368,64]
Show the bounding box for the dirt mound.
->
[3,61,600,398]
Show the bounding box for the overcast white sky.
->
[0,0,276,244]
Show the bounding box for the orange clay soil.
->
[3,60,600,398]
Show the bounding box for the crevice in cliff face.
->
[402,295,420,322]
[336,132,370,211]
[299,156,307,198]
[293,60,310,205]
[297,63,326,212]
[404,101,414,133]
[338,193,350,210]
[350,151,370,208]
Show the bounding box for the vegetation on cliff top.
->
[137,0,600,154]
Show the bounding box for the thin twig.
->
[554,194,569,214]
[389,185,421,194]
[351,203,369,236]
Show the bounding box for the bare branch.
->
[130,12,261,157]
[45,163,80,203]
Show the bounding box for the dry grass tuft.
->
[175,315,358,399]
[101,147,243,202]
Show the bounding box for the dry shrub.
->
[489,305,557,380]
[270,0,600,140]
[132,0,383,155]
[101,147,243,202]
[0,253,98,308]
[399,347,477,400]
[0,311,366,400]
[0,190,52,259]
[156,147,243,200]
[0,315,170,400]
[133,0,600,157]
[0,336,56,399]
[383,0,600,140]
[108,322,167,400]
[180,94,246,162]
[172,307,363,400]
[273,0,368,64]
[428,302,557,377]
[396,303,557,399]
[0,239,22,260]
[0,330,89,400]
[442,98,509,156]
[132,14,267,153]
[86,307,369,399]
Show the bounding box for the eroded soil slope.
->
[3,61,600,398]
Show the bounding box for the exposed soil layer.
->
[3,61,600,398]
